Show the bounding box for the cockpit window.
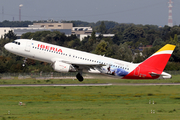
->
[12,41,20,45]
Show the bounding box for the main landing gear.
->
[76,72,84,82]
[22,58,27,67]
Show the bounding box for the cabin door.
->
[25,41,31,52]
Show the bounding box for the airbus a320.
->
[4,39,176,82]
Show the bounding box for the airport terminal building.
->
[0,22,114,41]
[0,23,73,38]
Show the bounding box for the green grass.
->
[0,74,180,85]
[0,86,180,120]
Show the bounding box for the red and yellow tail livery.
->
[123,44,176,79]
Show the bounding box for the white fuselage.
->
[4,39,138,78]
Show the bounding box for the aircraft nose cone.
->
[4,43,11,51]
[4,44,8,50]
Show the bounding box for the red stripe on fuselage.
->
[123,54,171,79]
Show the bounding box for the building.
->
[0,27,12,38]
[33,23,73,29]
[0,22,114,41]
[72,27,93,39]
[0,22,73,38]
[79,34,115,41]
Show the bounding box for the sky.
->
[1,0,180,26]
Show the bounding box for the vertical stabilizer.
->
[141,44,175,73]
[123,44,176,79]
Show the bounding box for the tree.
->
[4,30,17,40]
[123,26,145,47]
[94,40,108,55]
[90,31,96,41]
[152,38,165,47]
[112,34,120,45]
[114,43,133,62]
[99,21,106,34]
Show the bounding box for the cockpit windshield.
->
[12,41,20,45]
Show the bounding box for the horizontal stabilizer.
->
[149,72,171,79]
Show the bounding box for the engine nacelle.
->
[52,61,73,73]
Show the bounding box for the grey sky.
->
[1,0,180,26]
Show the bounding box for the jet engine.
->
[52,61,75,73]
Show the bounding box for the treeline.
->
[0,20,33,27]
[0,20,180,73]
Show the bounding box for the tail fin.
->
[141,44,176,73]
[123,44,176,79]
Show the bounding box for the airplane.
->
[4,39,176,82]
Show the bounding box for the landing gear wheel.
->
[22,63,25,67]
[76,73,84,82]
[22,58,27,67]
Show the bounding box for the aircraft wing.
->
[51,58,105,71]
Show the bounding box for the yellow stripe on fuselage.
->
[155,44,176,53]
